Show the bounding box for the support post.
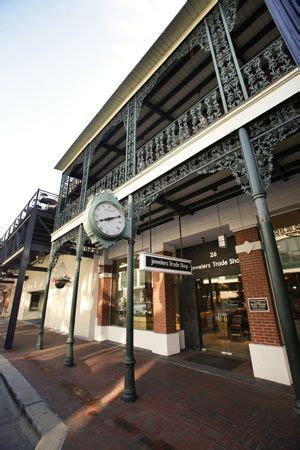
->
[79,145,93,211]
[4,207,38,350]
[204,18,228,113]
[36,248,55,350]
[124,98,137,181]
[64,225,83,367]
[218,2,249,100]
[54,173,68,230]
[238,126,300,414]
[122,194,137,402]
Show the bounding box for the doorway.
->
[195,275,251,358]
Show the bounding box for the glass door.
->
[195,275,250,358]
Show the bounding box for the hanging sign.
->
[139,252,192,275]
[248,298,269,312]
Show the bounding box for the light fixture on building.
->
[216,202,227,248]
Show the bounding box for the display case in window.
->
[112,258,153,330]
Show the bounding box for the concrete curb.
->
[0,354,69,450]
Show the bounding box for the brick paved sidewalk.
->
[0,318,299,450]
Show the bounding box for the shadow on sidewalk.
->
[0,317,299,450]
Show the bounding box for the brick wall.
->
[152,252,176,334]
[235,227,282,346]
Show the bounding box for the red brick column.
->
[97,265,112,326]
[235,227,282,346]
[152,252,176,334]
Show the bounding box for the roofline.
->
[55,0,217,172]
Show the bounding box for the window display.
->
[195,275,250,358]
[111,258,153,330]
[276,233,300,342]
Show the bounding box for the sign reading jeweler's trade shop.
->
[139,253,193,275]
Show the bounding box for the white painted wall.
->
[45,254,99,339]
[249,343,292,385]
[94,323,182,356]
[18,255,49,320]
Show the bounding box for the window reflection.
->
[111,258,153,330]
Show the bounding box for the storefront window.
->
[276,234,300,342]
[111,258,153,330]
[181,236,251,358]
[195,274,250,358]
[277,236,300,269]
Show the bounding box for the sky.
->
[0,0,186,236]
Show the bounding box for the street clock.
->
[83,190,130,248]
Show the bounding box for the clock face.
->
[93,201,125,237]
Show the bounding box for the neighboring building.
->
[0,190,57,327]
[40,0,299,386]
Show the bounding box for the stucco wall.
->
[18,255,49,320]
[45,254,99,339]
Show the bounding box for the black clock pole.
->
[122,194,137,402]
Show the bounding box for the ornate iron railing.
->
[0,189,58,246]
[56,197,81,229]
[87,162,126,198]
[241,37,295,97]
[136,87,222,174]
[54,37,296,230]
[54,163,126,229]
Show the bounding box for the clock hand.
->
[98,215,121,222]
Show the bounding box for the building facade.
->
[39,0,299,387]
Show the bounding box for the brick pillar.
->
[97,265,112,326]
[152,252,176,334]
[235,227,282,346]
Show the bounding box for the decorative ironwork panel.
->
[275,225,300,239]
[53,174,67,230]
[133,99,300,211]
[79,145,93,211]
[135,0,238,116]
[86,160,126,199]
[133,194,159,222]
[220,0,238,32]
[124,97,138,179]
[57,198,79,229]
[136,87,222,174]
[136,22,208,116]
[89,108,125,155]
[242,38,296,97]
[206,1,243,110]
[250,116,300,191]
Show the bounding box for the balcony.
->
[0,189,58,267]
[54,0,296,232]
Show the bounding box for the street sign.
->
[139,252,192,275]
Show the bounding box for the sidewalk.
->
[0,317,299,450]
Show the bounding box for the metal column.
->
[206,4,300,414]
[36,248,55,350]
[64,224,84,367]
[4,207,38,350]
[239,127,300,414]
[122,195,137,402]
